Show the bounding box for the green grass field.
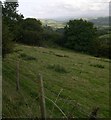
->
[2,44,109,118]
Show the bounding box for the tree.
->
[95,34,111,58]
[2,1,23,26]
[2,0,23,57]
[64,19,97,53]
[2,22,14,57]
[22,18,42,32]
[41,26,64,47]
[2,1,24,39]
[18,18,43,45]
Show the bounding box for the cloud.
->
[6,0,18,2]
[17,0,109,19]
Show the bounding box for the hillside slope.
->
[3,44,109,118]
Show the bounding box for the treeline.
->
[2,1,110,59]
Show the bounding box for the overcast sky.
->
[3,0,111,20]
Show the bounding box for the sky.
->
[3,0,111,20]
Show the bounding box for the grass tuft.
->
[90,63,105,69]
[19,53,37,61]
[47,64,68,73]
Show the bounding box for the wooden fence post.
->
[38,74,46,119]
[16,61,20,91]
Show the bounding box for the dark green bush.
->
[21,30,42,46]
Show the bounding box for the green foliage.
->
[2,1,24,57]
[63,19,110,59]
[2,0,110,59]
[2,23,14,57]
[17,18,43,46]
[64,19,97,53]
[94,34,111,58]
[97,27,110,36]
[22,18,42,32]
[22,30,42,46]
[41,26,64,47]
[2,1,24,31]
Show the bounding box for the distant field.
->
[3,44,109,118]
[40,19,66,29]
[40,17,110,29]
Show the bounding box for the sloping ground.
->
[2,44,109,118]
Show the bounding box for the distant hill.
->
[89,17,110,26]
[40,17,110,29]
[40,19,66,29]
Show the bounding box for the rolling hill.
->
[40,19,66,29]
[40,17,110,29]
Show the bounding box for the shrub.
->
[21,30,42,46]
[93,34,111,59]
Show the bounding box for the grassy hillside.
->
[3,44,109,118]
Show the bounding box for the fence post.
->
[38,74,46,119]
[16,61,20,91]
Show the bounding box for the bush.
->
[41,29,63,47]
[16,18,43,46]
[94,34,111,58]
[21,30,42,46]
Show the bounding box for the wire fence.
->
[2,58,100,119]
